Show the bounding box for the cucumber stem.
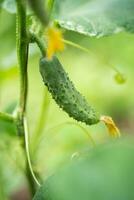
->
[29,32,46,56]
[16,0,38,196]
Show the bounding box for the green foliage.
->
[28,0,49,25]
[0,101,17,135]
[1,0,16,13]
[34,138,134,200]
[0,0,134,199]
[52,0,134,37]
[40,56,99,125]
[0,0,4,7]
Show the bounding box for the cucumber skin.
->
[40,56,99,125]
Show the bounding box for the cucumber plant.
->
[0,0,133,199]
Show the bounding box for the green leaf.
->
[0,0,4,7]
[0,101,17,135]
[33,138,134,200]
[1,0,16,13]
[52,0,134,37]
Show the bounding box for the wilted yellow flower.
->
[100,115,120,138]
[46,27,64,59]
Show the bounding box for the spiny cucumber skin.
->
[40,56,99,125]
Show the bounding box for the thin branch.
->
[0,112,14,123]
[31,89,50,156]
[29,32,46,56]
[63,39,124,75]
[24,116,41,187]
[39,121,96,148]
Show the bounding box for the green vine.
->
[16,0,28,126]
[15,0,39,196]
[31,89,50,156]
[39,121,96,148]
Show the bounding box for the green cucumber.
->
[40,56,99,125]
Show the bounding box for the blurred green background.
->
[0,8,134,199]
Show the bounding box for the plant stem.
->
[29,32,46,56]
[63,39,124,75]
[31,89,50,156]
[16,0,37,196]
[24,116,41,187]
[16,0,28,122]
[63,39,93,55]
[40,121,96,148]
[0,112,14,123]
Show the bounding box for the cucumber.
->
[40,56,99,125]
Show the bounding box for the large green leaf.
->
[33,138,134,200]
[52,0,134,37]
[1,0,46,14]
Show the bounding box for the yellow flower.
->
[100,115,120,138]
[46,27,65,59]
